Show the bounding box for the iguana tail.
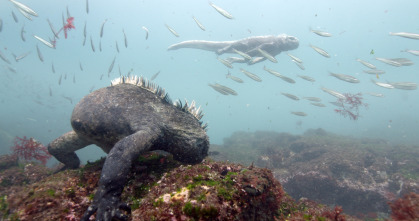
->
[168,40,233,52]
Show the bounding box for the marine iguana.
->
[168,34,299,64]
[47,76,209,220]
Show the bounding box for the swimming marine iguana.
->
[168,34,299,64]
[47,76,209,220]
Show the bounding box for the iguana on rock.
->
[48,76,209,220]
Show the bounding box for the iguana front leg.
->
[48,130,91,170]
[81,128,161,221]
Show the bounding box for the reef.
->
[1,128,418,220]
[0,151,363,220]
[210,128,419,219]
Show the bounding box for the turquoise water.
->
[0,0,418,164]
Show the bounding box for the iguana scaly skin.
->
[48,76,209,220]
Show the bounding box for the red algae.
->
[334,93,368,120]
[10,136,51,166]
[389,192,419,220]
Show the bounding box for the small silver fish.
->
[217,57,233,68]
[215,83,237,95]
[123,29,128,48]
[14,51,30,62]
[389,82,417,90]
[10,0,38,17]
[79,62,83,71]
[277,74,295,84]
[363,69,385,75]
[292,60,305,70]
[47,19,59,39]
[61,13,65,28]
[311,102,326,107]
[329,72,360,83]
[321,87,345,99]
[291,111,307,116]
[52,62,55,73]
[249,57,264,65]
[115,41,119,53]
[356,59,376,69]
[208,83,228,95]
[389,58,413,66]
[281,92,299,101]
[66,5,71,18]
[142,26,149,40]
[233,48,252,60]
[208,83,237,95]
[257,48,277,63]
[16,7,32,21]
[12,11,18,23]
[108,56,116,74]
[209,2,234,19]
[36,45,44,62]
[0,49,11,64]
[240,68,262,82]
[99,40,102,52]
[303,97,321,102]
[34,35,55,48]
[100,19,107,38]
[263,66,282,77]
[165,24,179,37]
[330,101,344,108]
[58,74,62,85]
[6,66,16,73]
[86,0,89,14]
[366,92,384,98]
[63,96,73,104]
[309,44,330,58]
[310,28,332,37]
[287,53,303,63]
[192,16,205,31]
[90,36,95,52]
[226,71,244,83]
[20,25,25,41]
[263,66,295,83]
[402,49,419,56]
[49,86,53,96]
[371,79,394,89]
[150,71,160,81]
[297,75,315,82]
[389,32,419,40]
[375,57,402,67]
[83,22,87,38]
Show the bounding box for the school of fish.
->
[0,0,417,122]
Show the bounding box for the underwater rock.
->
[0,152,361,220]
[0,154,18,170]
[210,129,419,218]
